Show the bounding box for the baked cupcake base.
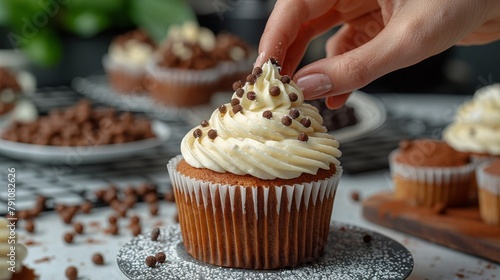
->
[168,156,342,269]
[103,55,146,94]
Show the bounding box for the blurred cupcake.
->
[443,84,500,165]
[0,68,22,118]
[390,139,475,208]
[103,29,156,93]
[167,59,342,269]
[212,32,254,92]
[476,159,500,225]
[146,22,220,107]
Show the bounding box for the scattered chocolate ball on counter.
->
[108,224,119,235]
[108,215,118,225]
[25,219,35,233]
[351,191,361,202]
[65,266,78,280]
[64,232,74,244]
[149,203,159,216]
[73,222,84,234]
[131,225,142,237]
[80,201,93,214]
[151,228,160,241]
[145,256,157,268]
[92,253,105,265]
[363,234,372,243]
[155,252,166,263]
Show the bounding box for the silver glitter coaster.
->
[117,223,413,280]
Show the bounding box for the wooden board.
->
[362,192,500,264]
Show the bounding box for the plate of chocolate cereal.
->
[0,100,171,163]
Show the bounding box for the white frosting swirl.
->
[443,84,500,155]
[0,218,28,279]
[109,40,155,69]
[181,60,341,180]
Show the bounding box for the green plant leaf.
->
[130,0,196,42]
[62,10,110,38]
[22,29,62,66]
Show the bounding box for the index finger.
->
[255,0,338,66]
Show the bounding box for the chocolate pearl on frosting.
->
[155,252,167,263]
[289,92,298,102]
[193,129,202,138]
[218,104,227,113]
[151,227,160,241]
[282,116,292,126]
[252,67,263,76]
[269,86,280,96]
[300,118,311,128]
[270,57,280,66]
[280,75,291,84]
[246,74,257,85]
[298,133,309,142]
[200,120,209,127]
[289,108,300,119]
[230,98,240,106]
[232,104,243,114]
[208,129,218,139]
[262,110,273,119]
[235,88,244,98]
[246,91,256,100]
[232,80,243,91]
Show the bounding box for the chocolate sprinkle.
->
[300,118,311,128]
[298,133,309,142]
[269,86,281,96]
[363,234,372,243]
[289,92,298,102]
[145,256,157,267]
[208,129,218,139]
[252,67,263,76]
[230,98,240,106]
[193,129,202,138]
[235,88,244,98]
[280,75,291,84]
[270,57,280,67]
[289,108,300,119]
[232,105,243,114]
[218,104,227,113]
[262,110,273,119]
[232,80,243,91]
[246,74,257,85]
[200,120,209,127]
[246,91,256,101]
[151,228,160,241]
[282,116,292,126]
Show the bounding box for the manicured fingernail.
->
[296,74,333,99]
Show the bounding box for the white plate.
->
[0,120,171,164]
[333,91,387,143]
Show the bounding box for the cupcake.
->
[103,29,156,93]
[167,59,342,269]
[146,22,220,107]
[390,139,475,207]
[0,218,36,280]
[476,159,500,225]
[212,32,254,92]
[0,68,21,118]
[443,84,500,164]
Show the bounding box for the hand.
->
[256,0,500,109]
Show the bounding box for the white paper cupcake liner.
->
[167,155,342,269]
[476,162,500,195]
[389,149,475,207]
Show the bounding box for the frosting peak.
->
[180,60,341,180]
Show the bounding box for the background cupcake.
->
[103,29,157,94]
[390,139,475,208]
[168,59,342,269]
[476,159,500,225]
[146,22,220,107]
[212,32,255,92]
[0,68,22,118]
[443,83,500,164]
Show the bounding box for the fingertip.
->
[325,93,351,109]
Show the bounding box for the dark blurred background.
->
[0,0,499,94]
